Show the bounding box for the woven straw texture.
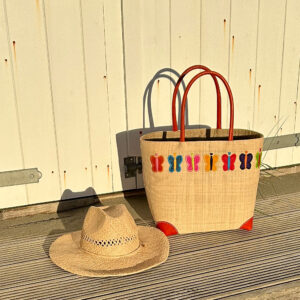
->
[141,128,264,234]
[49,204,169,277]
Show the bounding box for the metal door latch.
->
[124,157,142,178]
[0,168,42,187]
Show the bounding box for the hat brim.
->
[49,226,169,277]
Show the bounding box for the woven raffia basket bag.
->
[140,66,264,235]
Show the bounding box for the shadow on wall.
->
[116,67,210,191]
[43,187,100,257]
[43,68,211,256]
[144,68,189,129]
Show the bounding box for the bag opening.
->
[141,128,263,142]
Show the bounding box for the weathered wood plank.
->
[277,0,300,167]
[44,0,93,194]
[253,0,286,168]
[80,0,113,194]
[5,0,61,205]
[0,0,27,208]
[200,0,230,128]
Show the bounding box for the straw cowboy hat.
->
[49,204,169,277]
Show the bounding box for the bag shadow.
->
[116,67,210,192]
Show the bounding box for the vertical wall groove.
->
[252,0,261,130]
[79,0,94,187]
[120,0,132,186]
[226,0,232,127]
[227,0,232,82]
[275,0,288,166]
[102,2,114,191]
[120,0,133,187]
[294,59,300,133]
[199,0,203,125]
[169,0,172,105]
[42,0,62,195]
[292,58,300,162]
[277,0,288,125]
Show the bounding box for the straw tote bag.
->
[140,66,264,235]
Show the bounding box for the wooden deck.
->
[1,170,300,299]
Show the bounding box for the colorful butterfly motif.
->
[186,154,200,172]
[239,151,253,170]
[168,154,183,173]
[222,152,236,171]
[256,148,262,168]
[150,153,164,172]
[204,153,218,172]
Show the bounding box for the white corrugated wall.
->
[0,0,299,208]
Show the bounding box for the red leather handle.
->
[180,70,234,142]
[172,65,222,131]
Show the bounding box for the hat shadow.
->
[42,187,100,257]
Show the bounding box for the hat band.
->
[80,233,140,257]
[82,233,137,247]
[80,243,142,258]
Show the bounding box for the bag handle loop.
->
[180,70,234,142]
[172,65,222,131]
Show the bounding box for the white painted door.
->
[0,0,299,209]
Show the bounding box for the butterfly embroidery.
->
[204,153,218,172]
[168,154,183,173]
[256,148,262,168]
[222,152,236,171]
[150,153,164,172]
[186,154,200,172]
[239,151,253,170]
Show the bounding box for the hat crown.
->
[80,205,139,256]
